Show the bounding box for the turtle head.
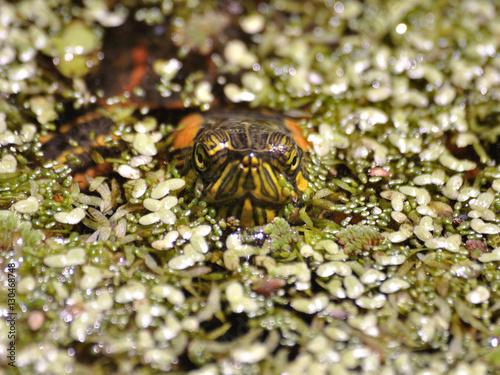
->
[192,127,308,226]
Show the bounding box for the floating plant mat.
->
[1,0,500,374]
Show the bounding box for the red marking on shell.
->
[122,45,149,95]
[283,118,310,151]
[172,113,205,149]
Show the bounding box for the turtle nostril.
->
[241,155,253,167]
[240,158,248,170]
[241,154,259,168]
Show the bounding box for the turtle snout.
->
[240,153,259,170]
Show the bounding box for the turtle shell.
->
[39,16,310,227]
[170,112,309,227]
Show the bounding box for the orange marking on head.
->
[283,118,310,151]
[172,113,205,149]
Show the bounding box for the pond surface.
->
[1,1,500,374]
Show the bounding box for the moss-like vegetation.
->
[1,0,500,374]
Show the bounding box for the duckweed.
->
[1,0,500,374]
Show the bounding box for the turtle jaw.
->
[201,157,297,206]
[215,195,284,227]
[197,156,307,227]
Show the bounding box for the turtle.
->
[169,112,309,227]
[39,16,311,227]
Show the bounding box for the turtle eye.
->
[286,147,301,174]
[193,143,211,173]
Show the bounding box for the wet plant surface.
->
[1,0,500,374]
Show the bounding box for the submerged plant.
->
[264,217,299,253]
[0,211,44,251]
[336,224,384,255]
